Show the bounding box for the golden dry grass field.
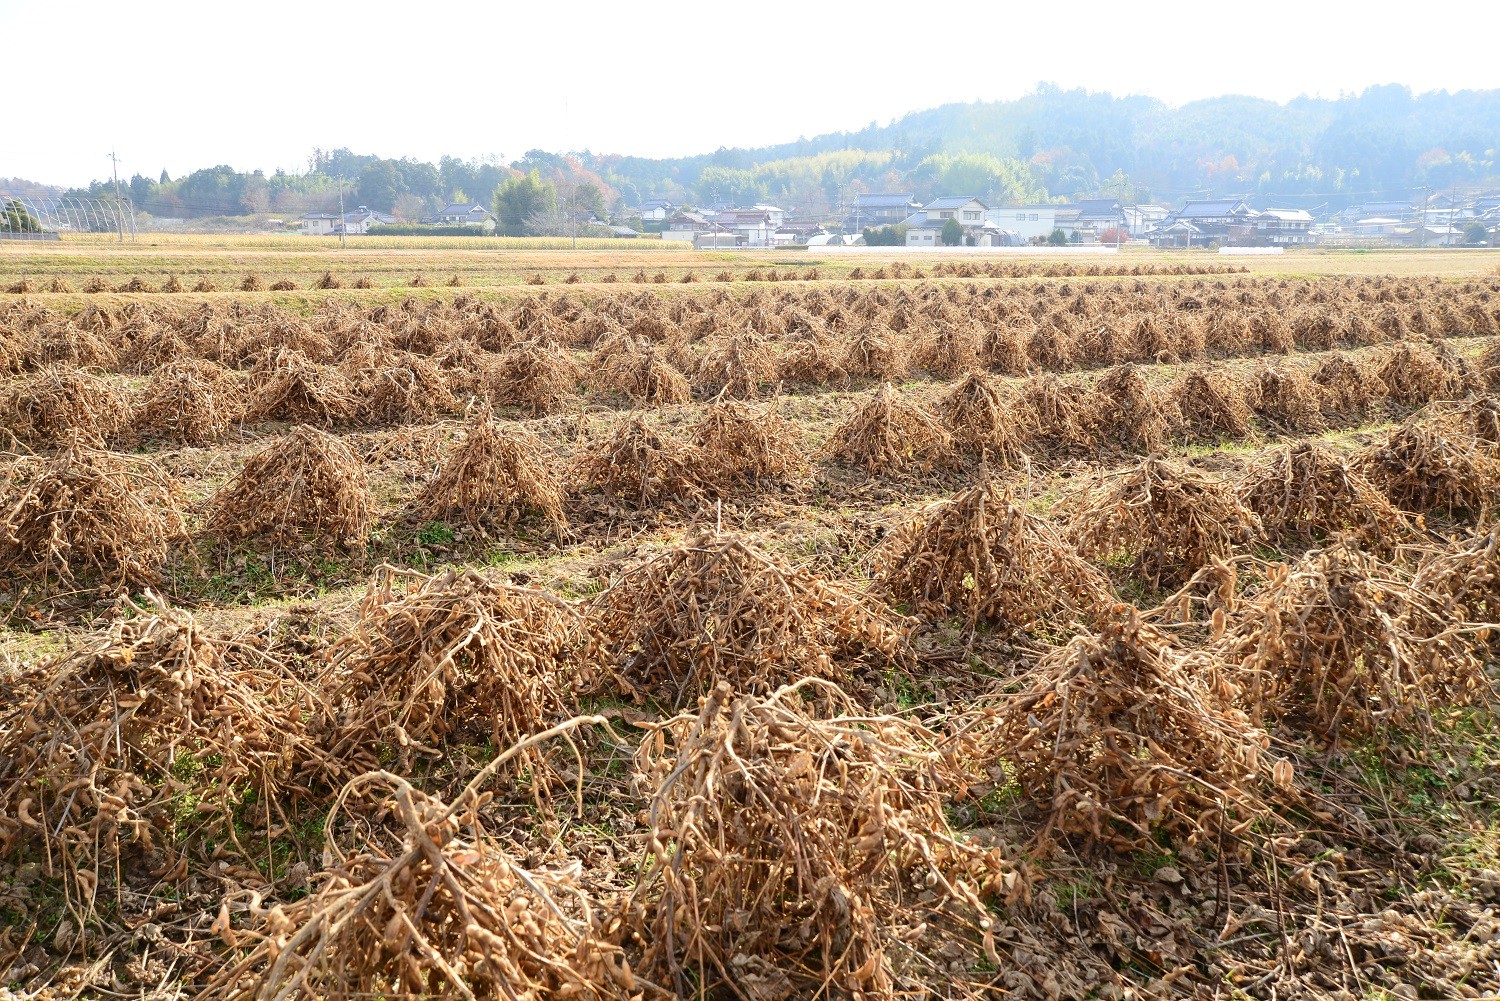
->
[1,239,1499,1000]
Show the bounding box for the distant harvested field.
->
[1,242,1499,1001]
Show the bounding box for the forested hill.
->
[585,84,1500,212]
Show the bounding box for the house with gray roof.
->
[1162,199,1255,245]
[850,192,920,227]
[638,199,676,222]
[435,202,495,229]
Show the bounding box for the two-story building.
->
[342,206,398,234]
[714,208,777,247]
[638,199,676,223]
[435,203,495,229]
[300,212,340,236]
[1123,204,1170,238]
[660,211,713,243]
[1167,199,1255,244]
[923,196,988,226]
[850,192,921,229]
[1253,208,1314,245]
[990,204,1059,242]
[1073,198,1127,239]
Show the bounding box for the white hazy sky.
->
[3,0,1497,187]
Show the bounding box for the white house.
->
[1353,217,1402,238]
[638,199,675,222]
[300,207,397,236]
[436,203,495,228]
[990,205,1059,242]
[751,204,787,227]
[300,212,339,236]
[1123,204,1170,238]
[922,196,988,226]
[714,209,776,247]
[1253,208,1314,245]
[341,206,398,234]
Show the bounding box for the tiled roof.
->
[924,195,987,211]
[1176,200,1248,218]
[854,193,916,208]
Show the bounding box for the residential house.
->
[1399,224,1462,246]
[780,220,828,244]
[300,206,397,236]
[342,206,398,234]
[300,212,340,236]
[1253,208,1314,245]
[1352,217,1402,238]
[990,204,1059,242]
[661,211,712,243]
[1073,198,1127,239]
[850,192,920,228]
[923,196,988,226]
[1167,199,1255,244]
[435,203,495,229]
[1123,204,1170,238]
[900,197,990,247]
[638,199,675,223]
[1148,220,1203,248]
[751,204,787,227]
[1339,200,1414,226]
[714,208,777,247]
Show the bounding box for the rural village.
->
[289,190,1500,249]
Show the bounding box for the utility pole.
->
[338,177,347,250]
[108,150,125,243]
[1419,186,1430,249]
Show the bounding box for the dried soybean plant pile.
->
[978,608,1285,850]
[874,477,1111,636]
[0,596,321,905]
[205,425,372,550]
[1067,457,1263,588]
[588,531,909,706]
[1218,541,1493,739]
[627,680,1011,999]
[1236,441,1411,547]
[321,565,589,785]
[3,261,1500,1001]
[204,740,633,1001]
[0,443,186,591]
[411,404,567,541]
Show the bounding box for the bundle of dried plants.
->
[629,681,1008,999]
[0,445,186,590]
[205,425,372,550]
[412,408,566,541]
[874,479,1110,635]
[588,532,907,706]
[1069,458,1262,588]
[985,607,1274,849]
[1237,441,1411,546]
[826,383,953,473]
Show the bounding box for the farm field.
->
[1,242,1500,1000]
